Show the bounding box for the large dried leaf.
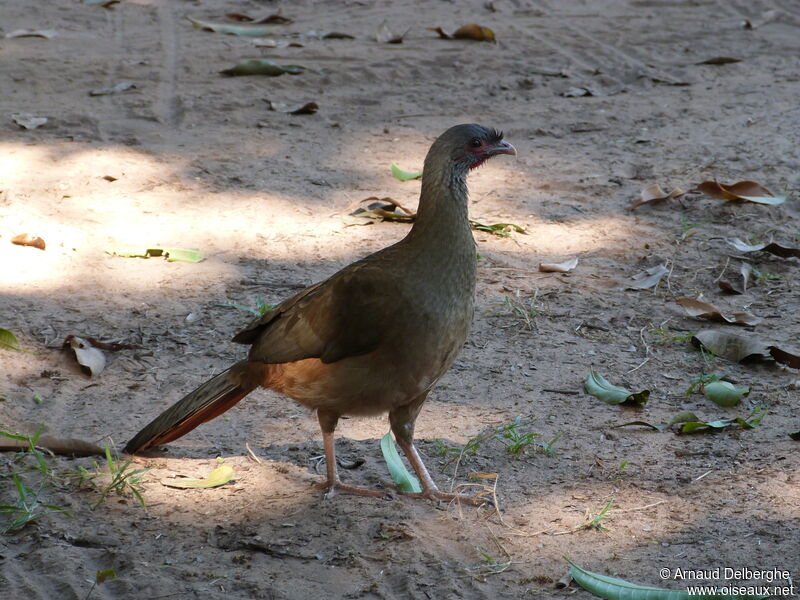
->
[11,233,46,250]
[692,329,800,368]
[728,238,800,259]
[161,461,234,489]
[220,60,305,77]
[630,184,686,209]
[187,17,274,37]
[718,262,751,294]
[695,180,785,205]
[64,335,106,377]
[676,297,761,326]
[381,432,421,492]
[539,258,579,273]
[626,265,668,290]
[584,371,649,405]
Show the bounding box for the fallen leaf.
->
[351,198,416,223]
[83,0,120,7]
[428,26,452,39]
[6,29,57,39]
[790,431,800,441]
[265,100,318,115]
[470,221,526,237]
[161,461,234,489]
[562,86,596,97]
[89,81,136,96]
[676,297,761,326]
[13,114,48,130]
[619,406,766,433]
[220,59,305,77]
[453,24,496,42]
[629,183,686,209]
[695,56,742,65]
[703,380,750,407]
[728,238,800,260]
[187,17,274,37]
[226,13,293,25]
[11,233,46,250]
[626,264,668,290]
[695,180,785,205]
[391,163,422,181]
[376,21,407,44]
[0,329,22,352]
[320,31,355,40]
[64,335,106,376]
[0,434,104,456]
[584,371,649,405]
[692,330,800,368]
[718,262,751,294]
[381,432,421,492]
[95,569,117,585]
[107,247,204,262]
[539,258,579,273]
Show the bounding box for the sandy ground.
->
[1,0,799,598]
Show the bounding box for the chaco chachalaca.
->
[124,124,516,501]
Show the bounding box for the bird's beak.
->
[489,140,517,157]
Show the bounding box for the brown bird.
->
[124,124,516,501]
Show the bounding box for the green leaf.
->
[161,462,234,489]
[188,17,274,37]
[618,407,766,433]
[567,557,768,600]
[380,432,421,493]
[469,220,527,237]
[0,328,21,352]
[584,371,649,405]
[703,381,750,407]
[107,248,203,263]
[390,163,422,181]
[96,569,117,585]
[220,59,305,77]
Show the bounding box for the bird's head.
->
[426,124,516,177]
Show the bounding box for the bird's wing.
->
[232,257,401,364]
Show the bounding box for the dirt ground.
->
[1,0,799,598]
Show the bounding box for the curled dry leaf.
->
[13,114,48,130]
[630,183,686,209]
[692,329,800,368]
[728,238,800,260]
[225,13,293,25]
[626,264,668,290]
[11,233,46,250]
[428,24,496,42]
[539,258,578,273]
[351,198,416,223]
[221,59,305,77]
[64,335,106,377]
[265,100,318,115]
[676,297,761,326]
[89,81,136,96]
[695,180,785,205]
[719,261,751,294]
[6,29,57,39]
[187,17,274,37]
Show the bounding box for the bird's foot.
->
[402,489,492,507]
[317,480,386,499]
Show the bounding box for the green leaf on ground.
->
[470,220,527,237]
[567,557,768,600]
[703,381,750,407]
[380,432,421,493]
[584,371,649,405]
[0,329,22,352]
[161,460,234,489]
[107,248,203,263]
[618,407,766,433]
[220,59,305,77]
[390,163,422,181]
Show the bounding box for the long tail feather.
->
[124,365,255,454]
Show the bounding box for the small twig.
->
[542,389,580,395]
[714,256,730,283]
[245,442,262,464]
[612,500,667,513]
[693,469,713,482]
[626,357,650,374]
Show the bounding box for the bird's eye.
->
[470,138,482,148]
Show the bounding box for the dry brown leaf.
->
[729,238,800,260]
[676,297,761,326]
[692,329,800,368]
[539,258,579,273]
[695,180,785,205]
[719,262,751,295]
[63,335,106,376]
[351,197,416,222]
[428,24,496,42]
[630,184,686,209]
[265,100,319,115]
[226,13,293,25]
[626,265,668,290]
[11,233,46,250]
[0,435,104,456]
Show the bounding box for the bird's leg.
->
[389,399,488,506]
[317,409,384,499]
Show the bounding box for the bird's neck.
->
[406,165,472,247]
